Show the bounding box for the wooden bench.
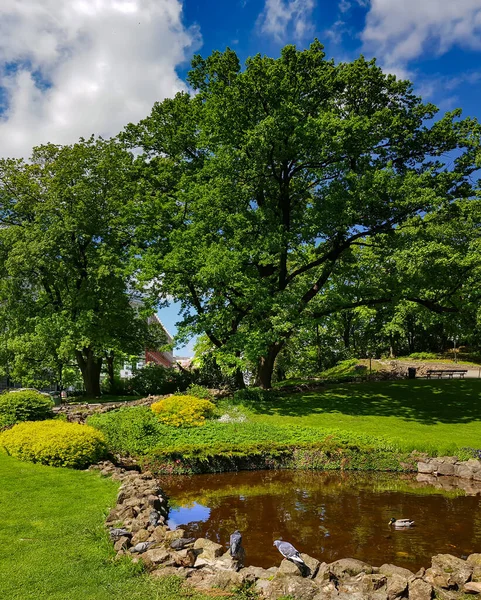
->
[426,369,468,379]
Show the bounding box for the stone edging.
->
[90,460,481,599]
[418,456,481,480]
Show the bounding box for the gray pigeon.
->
[149,509,161,527]
[170,537,196,550]
[130,541,152,554]
[273,540,306,567]
[109,528,132,541]
[229,530,243,558]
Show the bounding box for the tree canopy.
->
[0,137,160,396]
[126,41,481,388]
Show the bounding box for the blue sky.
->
[1,0,481,355]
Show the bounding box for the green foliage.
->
[125,41,481,388]
[0,420,107,468]
[0,137,153,397]
[129,363,191,396]
[0,390,54,429]
[177,384,214,400]
[151,395,216,427]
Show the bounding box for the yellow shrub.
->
[0,420,107,468]
[151,395,215,427]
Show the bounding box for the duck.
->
[389,518,415,528]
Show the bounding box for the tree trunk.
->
[75,347,102,397]
[234,368,246,389]
[255,344,283,389]
[106,351,115,393]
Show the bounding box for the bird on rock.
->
[149,509,161,527]
[389,518,415,528]
[229,530,243,558]
[170,537,196,550]
[273,540,306,567]
[109,528,131,541]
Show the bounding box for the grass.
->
[245,379,481,455]
[0,453,242,600]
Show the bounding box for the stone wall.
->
[418,456,481,480]
[92,461,481,599]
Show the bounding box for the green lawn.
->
[247,379,481,455]
[0,453,235,600]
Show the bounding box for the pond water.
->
[162,470,481,571]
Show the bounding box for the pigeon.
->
[130,541,152,554]
[109,528,132,541]
[149,509,161,527]
[273,540,306,567]
[170,537,196,550]
[229,530,243,558]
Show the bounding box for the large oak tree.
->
[127,41,481,388]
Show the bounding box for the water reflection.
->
[161,470,481,570]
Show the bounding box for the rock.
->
[328,558,373,578]
[113,536,131,552]
[455,464,475,479]
[214,550,245,572]
[301,553,321,579]
[418,462,434,474]
[151,526,169,543]
[239,565,277,581]
[131,529,150,545]
[430,553,473,587]
[424,567,451,589]
[171,549,197,568]
[141,548,171,570]
[193,538,224,561]
[468,555,481,582]
[436,463,455,476]
[262,575,320,600]
[380,564,415,580]
[209,570,245,590]
[278,559,305,577]
[164,529,185,543]
[465,581,481,594]
[408,578,433,600]
[152,566,191,579]
[362,574,387,592]
[386,574,409,600]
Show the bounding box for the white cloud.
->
[258,0,316,42]
[0,0,200,158]
[361,0,481,71]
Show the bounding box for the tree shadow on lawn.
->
[251,380,481,425]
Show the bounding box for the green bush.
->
[0,420,107,468]
[0,390,54,429]
[181,384,214,401]
[129,363,192,396]
[151,395,216,427]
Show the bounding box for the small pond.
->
[162,470,481,571]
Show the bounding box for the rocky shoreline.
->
[91,460,481,599]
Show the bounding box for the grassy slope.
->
[247,379,481,455]
[0,453,232,600]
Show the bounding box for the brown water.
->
[161,470,481,571]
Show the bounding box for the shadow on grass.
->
[248,380,481,425]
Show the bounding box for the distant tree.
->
[0,137,155,396]
[126,41,481,388]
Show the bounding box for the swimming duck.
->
[389,518,415,528]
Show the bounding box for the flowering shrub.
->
[151,395,215,427]
[0,420,107,468]
[0,390,54,429]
